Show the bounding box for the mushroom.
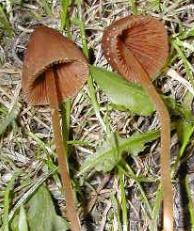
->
[22,25,89,231]
[102,16,173,230]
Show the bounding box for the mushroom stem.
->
[141,77,173,231]
[46,69,81,231]
[119,42,173,230]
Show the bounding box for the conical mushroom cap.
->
[102,16,168,83]
[22,25,89,105]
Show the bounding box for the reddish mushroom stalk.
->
[46,68,81,230]
[22,26,89,231]
[102,16,173,230]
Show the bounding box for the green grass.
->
[0,0,194,230]
[1,174,17,231]
[74,0,110,134]
[0,5,13,38]
[185,176,194,230]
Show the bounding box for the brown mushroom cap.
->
[22,25,89,105]
[102,16,168,83]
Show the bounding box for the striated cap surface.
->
[102,16,168,83]
[22,25,89,105]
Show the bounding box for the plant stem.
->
[2,174,17,231]
[46,69,81,231]
[75,1,109,134]
[129,0,138,15]
[118,170,128,231]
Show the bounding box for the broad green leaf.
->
[18,206,28,231]
[8,169,57,223]
[90,66,155,116]
[27,185,69,231]
[10,213,21,231]
[79,129,160,175]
